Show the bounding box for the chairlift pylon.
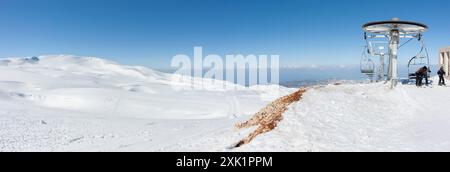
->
[362,18,428,88]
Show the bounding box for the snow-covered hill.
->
[0,55,293,151]
[1,55,450,152]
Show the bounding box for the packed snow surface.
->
[1,55,450,152]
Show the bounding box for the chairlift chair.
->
[366,41,388,82]
[407,44,431,83]
[361,47,376,81]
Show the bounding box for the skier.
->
[415,69,422,86]
[438,66,446,86]
[415,66,429,86]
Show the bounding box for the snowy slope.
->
[2,55,450,152]
[0,55,285,120]
[0,55,293,151]
[237,79,450,152]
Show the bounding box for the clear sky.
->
[1,0,450,69]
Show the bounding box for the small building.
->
[439,47,450,77]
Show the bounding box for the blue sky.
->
[1,0,450,69]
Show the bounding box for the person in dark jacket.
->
[415,68,423,86]
[415,66,429,86]
[438,66,446,86]
[424,66,430,86]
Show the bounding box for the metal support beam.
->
[378,53,385,82]
[389,29,400,88]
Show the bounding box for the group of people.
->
[414,66,446,86]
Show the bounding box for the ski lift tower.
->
[363,18,428,88]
